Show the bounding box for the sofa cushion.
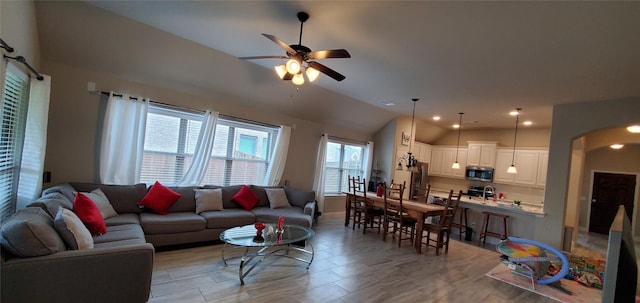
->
[73,193,107,235]
[250,206,313,228]
[27,192,73,218]
[54,207,94,250]
[194,188,223,214]
[265,188,291,209]
[220,185,243,209]
[284,186,316,208]
[81,188,118,219]
[71,182,148,214]
[0,207,67,257]
[41,183,77,202]
[104,213,140,226]
[166,186,199,213]
[199,209,256,229]
[233,185,259,210]
[139,212,206,235]
[93,224,145,244]
[249,185,279,208]
[138,181,181,215]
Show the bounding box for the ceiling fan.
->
[239,11,351,84]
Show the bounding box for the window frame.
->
[323,139,367,195]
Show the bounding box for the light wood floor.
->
[148,213,560,303]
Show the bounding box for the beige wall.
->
[372,118,397,185]
[1,1,40,69]
[432,128,551,148]
[40,60,373,212]
[540,98,640,249]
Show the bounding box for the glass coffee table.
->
[219,224,315,285]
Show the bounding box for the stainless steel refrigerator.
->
[410,162,430,201]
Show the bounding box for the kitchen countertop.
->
[430,189,545,216]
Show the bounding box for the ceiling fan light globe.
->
[306,67,320,82]
[285,59,301,74]
[292,73,305,85]
[274,65,287,79]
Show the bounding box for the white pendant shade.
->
[306,67,320,82]
[507,165,517,174]
[452,162,460,169]
[285,59,301,74]
[274,65,287,79]
[292,73,305,85]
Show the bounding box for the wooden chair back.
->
[383,181,407,222]
[438,190,463,230]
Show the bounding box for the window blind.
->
[0,66,29,222]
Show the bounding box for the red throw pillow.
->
[73,193,107,235]
[233,185,259,210]
[138,181,181,215]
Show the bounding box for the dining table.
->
[344,191,446,254]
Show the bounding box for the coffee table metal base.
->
[221,242,314,285]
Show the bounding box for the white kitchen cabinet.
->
[494,148,549,187]
[429,147,444,175]
[494,149,516,184]
[466,142,497,167]
[414,142,432,163]
[513,150,540,186]
[536,151,549,187]
[429,146,466,178]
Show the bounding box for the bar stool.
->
[450,206,469,240]
[478,211,509,246]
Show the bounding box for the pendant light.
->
[507,108,521,174]
[396,98,419,172]
[452,112,464,169]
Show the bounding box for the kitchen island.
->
[430,189,544,244]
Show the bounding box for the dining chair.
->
[382,181,417,247]
[352,177,383,234]
[422,189,462,255]
[348,176,363,230]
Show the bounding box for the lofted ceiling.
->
[34,1,640,134]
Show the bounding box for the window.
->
[323,141,365,195]
[0,66,29,222]
[139,104,277,186]
[139,105,202,185]
[202,119,276,186]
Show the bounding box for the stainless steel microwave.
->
[465,166,494,182]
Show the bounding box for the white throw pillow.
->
[194,188,223,214]
[80,188,118,219]
[54,207,94,250]
[265,188,291,209]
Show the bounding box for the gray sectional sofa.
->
[0,182,316,303]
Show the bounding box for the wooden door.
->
[589,172,637,234]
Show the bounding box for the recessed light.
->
[523,121,533,126]
[610,144,624,149]
[453,124,460,129]
[379,100,395,106]
[509,110,520,116]
[627,125,640,133]
[433,116,441,121]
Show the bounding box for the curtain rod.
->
[1,38,44,81]
[325,134,368,146]
[99,91,279,128]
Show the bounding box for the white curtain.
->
[100,93,149,185]
[264,125,291,186]
[17,75,51,209]
[178,110,218,186]
[312,133,328,213]
[363,141,374,181]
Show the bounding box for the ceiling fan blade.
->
[308,61,346,81]
[308,49,351,59]
[238,55,288,60]
[262,34,297,55]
